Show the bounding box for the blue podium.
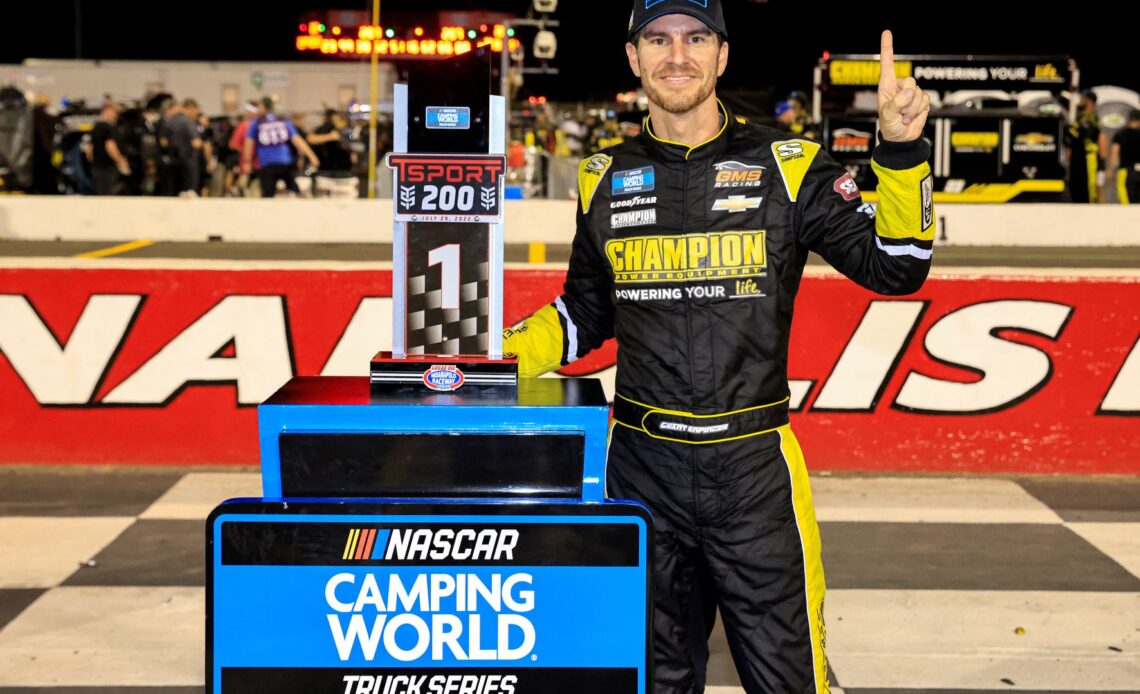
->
[206,377,652,694]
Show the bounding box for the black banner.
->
[220,521,641,567]
[823,55,1071,92]
[388,154,506,224]
[279,433,583,499]
[222,667,639,694]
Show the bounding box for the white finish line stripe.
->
[826,589,1140,690]
[812,477,1064,524]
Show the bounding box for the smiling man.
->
[504,1,934,692]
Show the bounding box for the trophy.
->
[206,50,650,694]
[372,51,516,392]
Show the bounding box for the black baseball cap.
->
[628,0,728,42]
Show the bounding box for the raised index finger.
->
[879,29,896,88]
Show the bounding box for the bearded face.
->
[627,14,728,116]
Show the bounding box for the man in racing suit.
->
[504,2,934,691]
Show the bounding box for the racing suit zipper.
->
[682,162,696,405]
[680,160,701,526]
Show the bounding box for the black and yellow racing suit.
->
[1066,112,1101,203]
[1113,126,1140,204]
[504,101,934,694]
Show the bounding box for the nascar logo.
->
[343,528,389,561]
[612,166,655,195]
[343,528,520,562]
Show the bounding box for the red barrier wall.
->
[1,267,1136,473]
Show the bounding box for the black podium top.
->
[264,376,609,409]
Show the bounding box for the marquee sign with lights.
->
[296,21,522,60]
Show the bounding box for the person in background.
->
[583,113,600,150]
[559,113,586,157]
[775,99,800,132]
[1108,108,1140,204]
[1065,90,1101,203]
[594,114,624,149]
[241,96,319,198]
[139,93,169,196]
[190,107,215,197]
[231,101,262,195]
[87,101,131,195]
[788,89,819,140]
[32,94,62,194]
[619,118,642,141]
[160,98,202,197]
[289,111,311,171]
[306,110,355,174]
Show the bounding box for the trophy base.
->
[370,352,518,393]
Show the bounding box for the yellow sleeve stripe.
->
[771,139,822,202]
[871,159,935,242]
[578,154,613,213]
[502,303,567,378]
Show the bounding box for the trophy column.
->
[374,51,515,390]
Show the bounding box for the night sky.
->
[3,0,1136,102]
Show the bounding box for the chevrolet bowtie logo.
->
[712,195,763,213]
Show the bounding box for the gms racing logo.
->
[326,527,533,662]
[714,161,764,188]
[605,230,766,283]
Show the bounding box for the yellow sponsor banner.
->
[605,231,766,283]
[951,132,1001,151]
[829,59,912,86]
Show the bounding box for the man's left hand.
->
[878,30,931,142]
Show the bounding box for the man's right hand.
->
[878,30,930,142]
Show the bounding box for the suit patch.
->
[611,195,657,210]
[605,230,767,284]
[714,160,765,189]
[921,174,934,230]
[833,172,861,202]
[712,195,763,213]
[776,141,805,162]
[578,153,613,213]
[611,209,657,229]
[612,167,655,196]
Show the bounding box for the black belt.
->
[613,393,790,444]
